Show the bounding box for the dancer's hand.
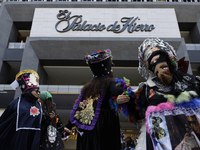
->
[116,92,130,104]
[49,111,55,119]
[64,127,73,135]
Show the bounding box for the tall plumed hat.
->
[85,49,114,77]
[10,70,39,92]
[138,38,178,79]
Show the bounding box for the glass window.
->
[8,42,25,49]
[132,0,144,2]
[179,23,196,43]
[157,0,166,2]
[182,0,195,2]
[17,30,30,43]
[181,31,192,43]
[107,0,119,2]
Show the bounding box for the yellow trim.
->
[15,70,39,80]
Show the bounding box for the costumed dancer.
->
[64,49,131,150]
[0,70,42,150]
[116,38,200,150]
[39,91,66,150]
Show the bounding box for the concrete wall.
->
[0,2,197,93]
[190,18,200,44]
[0,5,14,83]
[28,37,183,61]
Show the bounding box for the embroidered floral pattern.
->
[30,106,40,117]
[183,76,192,81]
[175,81,189,92]
[154,80,171,92]
[74,95,100,125]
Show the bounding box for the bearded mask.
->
[138,38,178,80]
[149,53,173,85]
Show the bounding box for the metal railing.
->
[0,84,138,94]
[0,84,83,94]
[1,0,200,2]
[7,43,200,51]
[8,42,25,49]
[186,44,200,50]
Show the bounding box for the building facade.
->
[0,1,200,149]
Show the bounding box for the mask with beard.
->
[154,62,173,85]
[149,53,173,85]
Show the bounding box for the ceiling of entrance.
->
[6,62,200,85]
[43,66,146,86]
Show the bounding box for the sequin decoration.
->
[85,49,112,64]
[28,73,39,86]
[74,95,100,125]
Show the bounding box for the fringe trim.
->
[157,91,198,104]
[145,98,200,134]
[174,98,200,109]
[135,120,147,150]
[70,91,105,130]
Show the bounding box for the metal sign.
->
[30,8,180,38]
[55,10,155,33]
